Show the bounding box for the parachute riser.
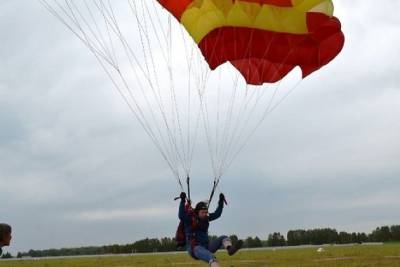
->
[186,175,191,203]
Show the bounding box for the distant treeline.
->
[10,225,400,259]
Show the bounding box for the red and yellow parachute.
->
[158,0,345,85]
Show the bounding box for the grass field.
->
[1,244,400,267]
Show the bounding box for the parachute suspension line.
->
[133,3,189,177]
[131,1,212,188]
[214,69,222,175]
[115,0,192,181]
[205,31,305,196]
[172,14,192,176]
[140,0,190,175]
[136,1,183,170]
[224,79,303,174]
[40,0,190,189]
[133,1,169,100]
[213,31,278,179]
[198,26,248,197]
[218,83,280,177]
[212,69,245,192]
[224,37,296,155]
[199,76,219,181]
[195,71,220,186]
[96,34,182,185]
[151,0,210,178]
[117,0,189,183]
[200,25,264,184]
[79,1,116,66]
[196,26,233,184]
[127,0,187,173]
[182,25,193,176]
[166,15,191,176]
[43,0,220,193]
[97,0,185,177]
[132,0,204,178]
[217,82,280,178]
[149,0,169,43]
[204,75,227,181]
[130,1,160,91]
[110,0,192,179]
[140,4,190,177]
[92,1,118,65]
[94,36,183,187]
[178,25,204,174]
[216,40,272,172]
[66,1,115,66]
[178,13,216,178]
[40,1,116,67]
[220,45,305,176]
[216,72,240,178]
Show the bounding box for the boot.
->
[210,260,220,267]
[227,239,243,256]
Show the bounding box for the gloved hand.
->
[180,192,187,201]
[219,193,226,204]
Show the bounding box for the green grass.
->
[2,244,400,267]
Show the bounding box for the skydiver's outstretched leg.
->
[208,235,230,253]
[208,235,243,256]
[190,245,220,266]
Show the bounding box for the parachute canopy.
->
[158,0,345,85]
[41,0,345,203]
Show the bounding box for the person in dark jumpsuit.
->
[178,192,243,266]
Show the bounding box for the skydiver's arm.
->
[178,199,189,222]
[209,200,224,221]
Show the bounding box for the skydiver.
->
[178,192,243,267]
[0,223,12,256]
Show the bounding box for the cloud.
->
[74,206,176,222]
[311,191,400,211]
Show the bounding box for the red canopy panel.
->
[198,13,345,84]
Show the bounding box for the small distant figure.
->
[317,247,325,253]
[0,223,12,256]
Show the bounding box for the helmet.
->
[194,201,208,214]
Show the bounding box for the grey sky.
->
[1,0,400,255]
